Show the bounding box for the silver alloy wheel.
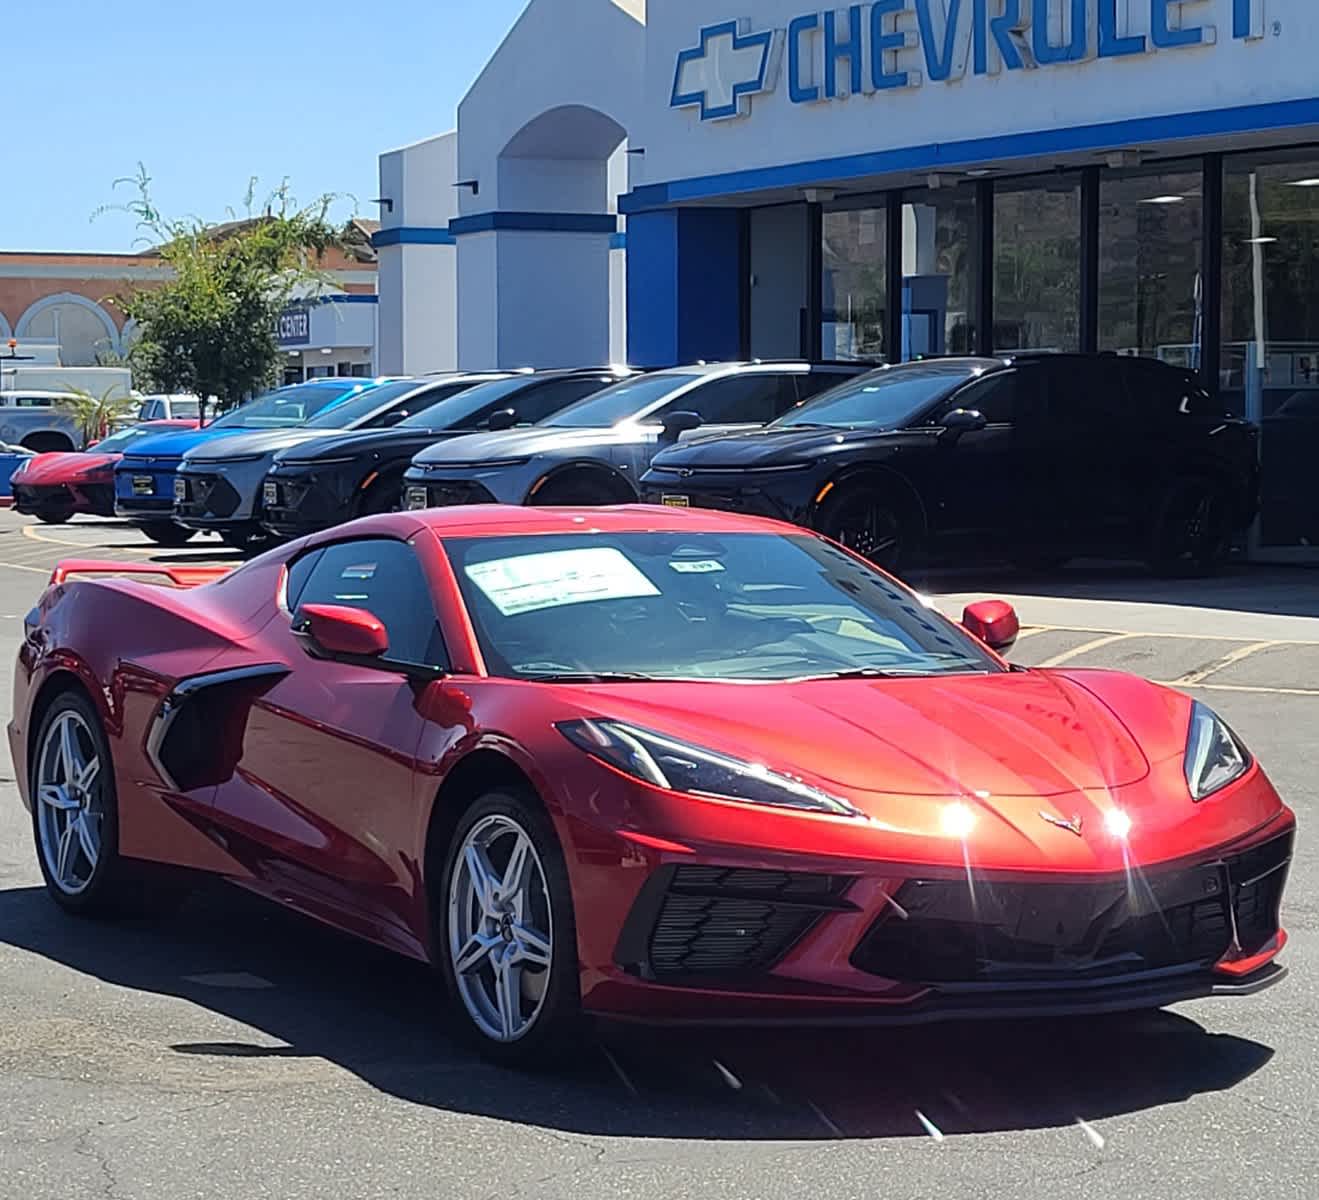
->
[448,813,554,1043]
[35,709,104,896]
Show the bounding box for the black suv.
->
[641,354,1260,575]
[261,367,637,538]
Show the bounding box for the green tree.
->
[101,166,347,422]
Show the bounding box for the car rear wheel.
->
[140,522,196,547]
[437,789,583,1066]
[818,485,912,573]
[30,690,184,917]
[1147,477,1231,577]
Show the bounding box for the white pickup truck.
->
[0,365,135,451]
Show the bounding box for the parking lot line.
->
[20,524,156,557]
[1170,641,1280,687]
[1034,633,1136,668]
[0,559,52,576]
[1020,622,1319,646]
[1157,679,1319,698]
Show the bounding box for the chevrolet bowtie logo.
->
[671,20,779,122]
[1039,811,1085,837]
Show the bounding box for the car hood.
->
[568,670,1151,800]
[116,426,257,460]
[183,428,333,463]
[274,426,474,464]
[413,426,638,467]
[14,452,116,482]
[650,425,899,470]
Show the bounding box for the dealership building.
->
[375,0,1318,559]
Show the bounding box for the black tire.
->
[140,522,197,547]
[530,474,630,507]
[29,689,186,918]
[435,787,584,1067]
[355,473,403,517]
[36,511,73,525]
[1147,477,1231,577]
[816,484,915,573]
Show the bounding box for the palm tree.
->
[54,386,138,446]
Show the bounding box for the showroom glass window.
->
[994,177,1081,352]
[901,186,980,358]
[1221,149,1319,552]
[823,204,889,362]
[1098,164,1204,364]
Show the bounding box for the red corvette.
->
[10,419,199,523]
[9,506,1293,1063]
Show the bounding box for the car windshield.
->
[445,531,1000,682]
[545,372,696,428]
[209,381,371,430]
[400,377,526,429]
[300,379,421,429]
[773,362,980,430]
[90,426,159,453]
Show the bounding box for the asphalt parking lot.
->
[0,510,1316,1200]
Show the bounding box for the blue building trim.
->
[609,232,627,250]
[621,96,1319,212]
[448,211,620,236]
[371,226,457,248]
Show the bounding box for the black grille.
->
[623,866,854,981]
[852,832,1293,986]
[427,481,497,507]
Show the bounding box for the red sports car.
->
[9,506,1293,1063]
[10,419,200,523]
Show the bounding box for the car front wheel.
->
[437,789,582,1065]
[1147,477,1231,577]
[818,485,911,573]
[140,522,197,547]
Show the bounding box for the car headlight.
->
[1185,701,1250,801]
[187,454,264,466]
[557,718,863,818]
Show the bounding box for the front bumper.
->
[639,467,818,527]
[175,460,268,532]
[572,796,1295,1026]
[262,464,357,537]
[401,466,527,510]
[12,481,114,518]
[114,461,182,521]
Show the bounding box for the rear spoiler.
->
[50,559,232,588]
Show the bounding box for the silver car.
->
[401,361,865,510]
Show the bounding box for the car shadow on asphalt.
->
[0,881,1276,1141]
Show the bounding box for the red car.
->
[10,419,199,523]
[9,506,1293,1063]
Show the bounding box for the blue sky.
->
[3,0,530,252]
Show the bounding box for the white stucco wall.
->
[376,132,459,375]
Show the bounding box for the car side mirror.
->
[939,408,988,439]
[379,409,408,427]
[295,603,389,662]
[661,410,703,442]
[487,408,519,431]
[962,600,1020,653]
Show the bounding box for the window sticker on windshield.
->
[669,559,725,574]
[341,564,378,580]
[465,548,660,616]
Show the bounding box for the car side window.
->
[294,538,447,669]
[284,548,323,612]
[503,377,615,425]
[681,374,798,425]
[949,372,1022,425]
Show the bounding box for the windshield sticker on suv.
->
[668,559,725,574]
[465,548,660,616]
